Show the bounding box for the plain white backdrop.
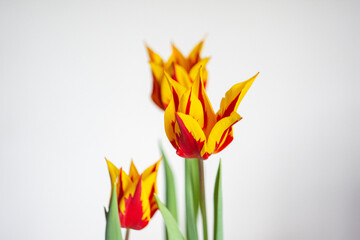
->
[1,0,359,239]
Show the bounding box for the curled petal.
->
[216,73,259,120]
[207,112,242,154]
[175,112,208,159]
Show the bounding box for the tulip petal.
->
[150,62,166,110]
[160,76,172,109]
[174,64,191,89]
[142,172,158,217]
[142,158,161,217]
[178,89,205,129]
[191,67,217,136]
[165,72,188,110]
[207,112,242,154]
[106,158,119,187]
[172,44,189,71]
[189,57,210,83]
[120,177,149,230]
[146,45,163,65]
[118,168,133,200]
[188,39,204,68]
[129,160,140,182]
[216,73,259,120]
[175,112,208,159]
[149,62,164,82]
[164,74,188,149]
[164,98,178,149]
[142,159,161,179]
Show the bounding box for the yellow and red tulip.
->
[147,40,210,110]
[164,67,259,160]
[106,158,161,230]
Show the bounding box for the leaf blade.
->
[213,160,223,240]
[155,195,185,240]
[160,145,178,221]
[105,184,123,240]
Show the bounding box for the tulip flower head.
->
[106,158,161,230]
[147,39,210,110]
[164,67,259,160]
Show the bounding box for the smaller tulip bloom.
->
[147,39,210,110]
[164,67,259,160]
[106,158,161,230]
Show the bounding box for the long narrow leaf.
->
[160,145,178,240]
[160,145,178,221]
[155,195,185,240]
[185,158,199,240]
[105,184,123,240]
[214,160,223,240]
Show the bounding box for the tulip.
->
[106,158,161,230]
[147,40,210,110]
[164,67,259,160]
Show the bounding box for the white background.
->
[1,0,359,239]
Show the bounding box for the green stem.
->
[125,228,130,240]
[198,159,208,240]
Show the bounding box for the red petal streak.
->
[175,113,204,159]
[185,90,192,114]
[214,128,234,154]
[197,81,208,131]
[217,91,241,121]
[151,74,165,110]
[148,184,158,218]
[118,169,124,205]
[119,177,149,230]
[172,87,180,110]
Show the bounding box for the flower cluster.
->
[104,38,258,240]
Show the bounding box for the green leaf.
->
[189,158,200,219]
[185,158,199,240]
[160,145,178,221]
[154,195,185,240]
[105,184,123,240]
[214,160,223,240]
[160,144,178,240]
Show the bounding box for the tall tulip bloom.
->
[164,67,259,160]
[147,40,210,110]
[106,158,161,230]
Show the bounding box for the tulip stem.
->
[198,159,208,240]
[125,228,130,240]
